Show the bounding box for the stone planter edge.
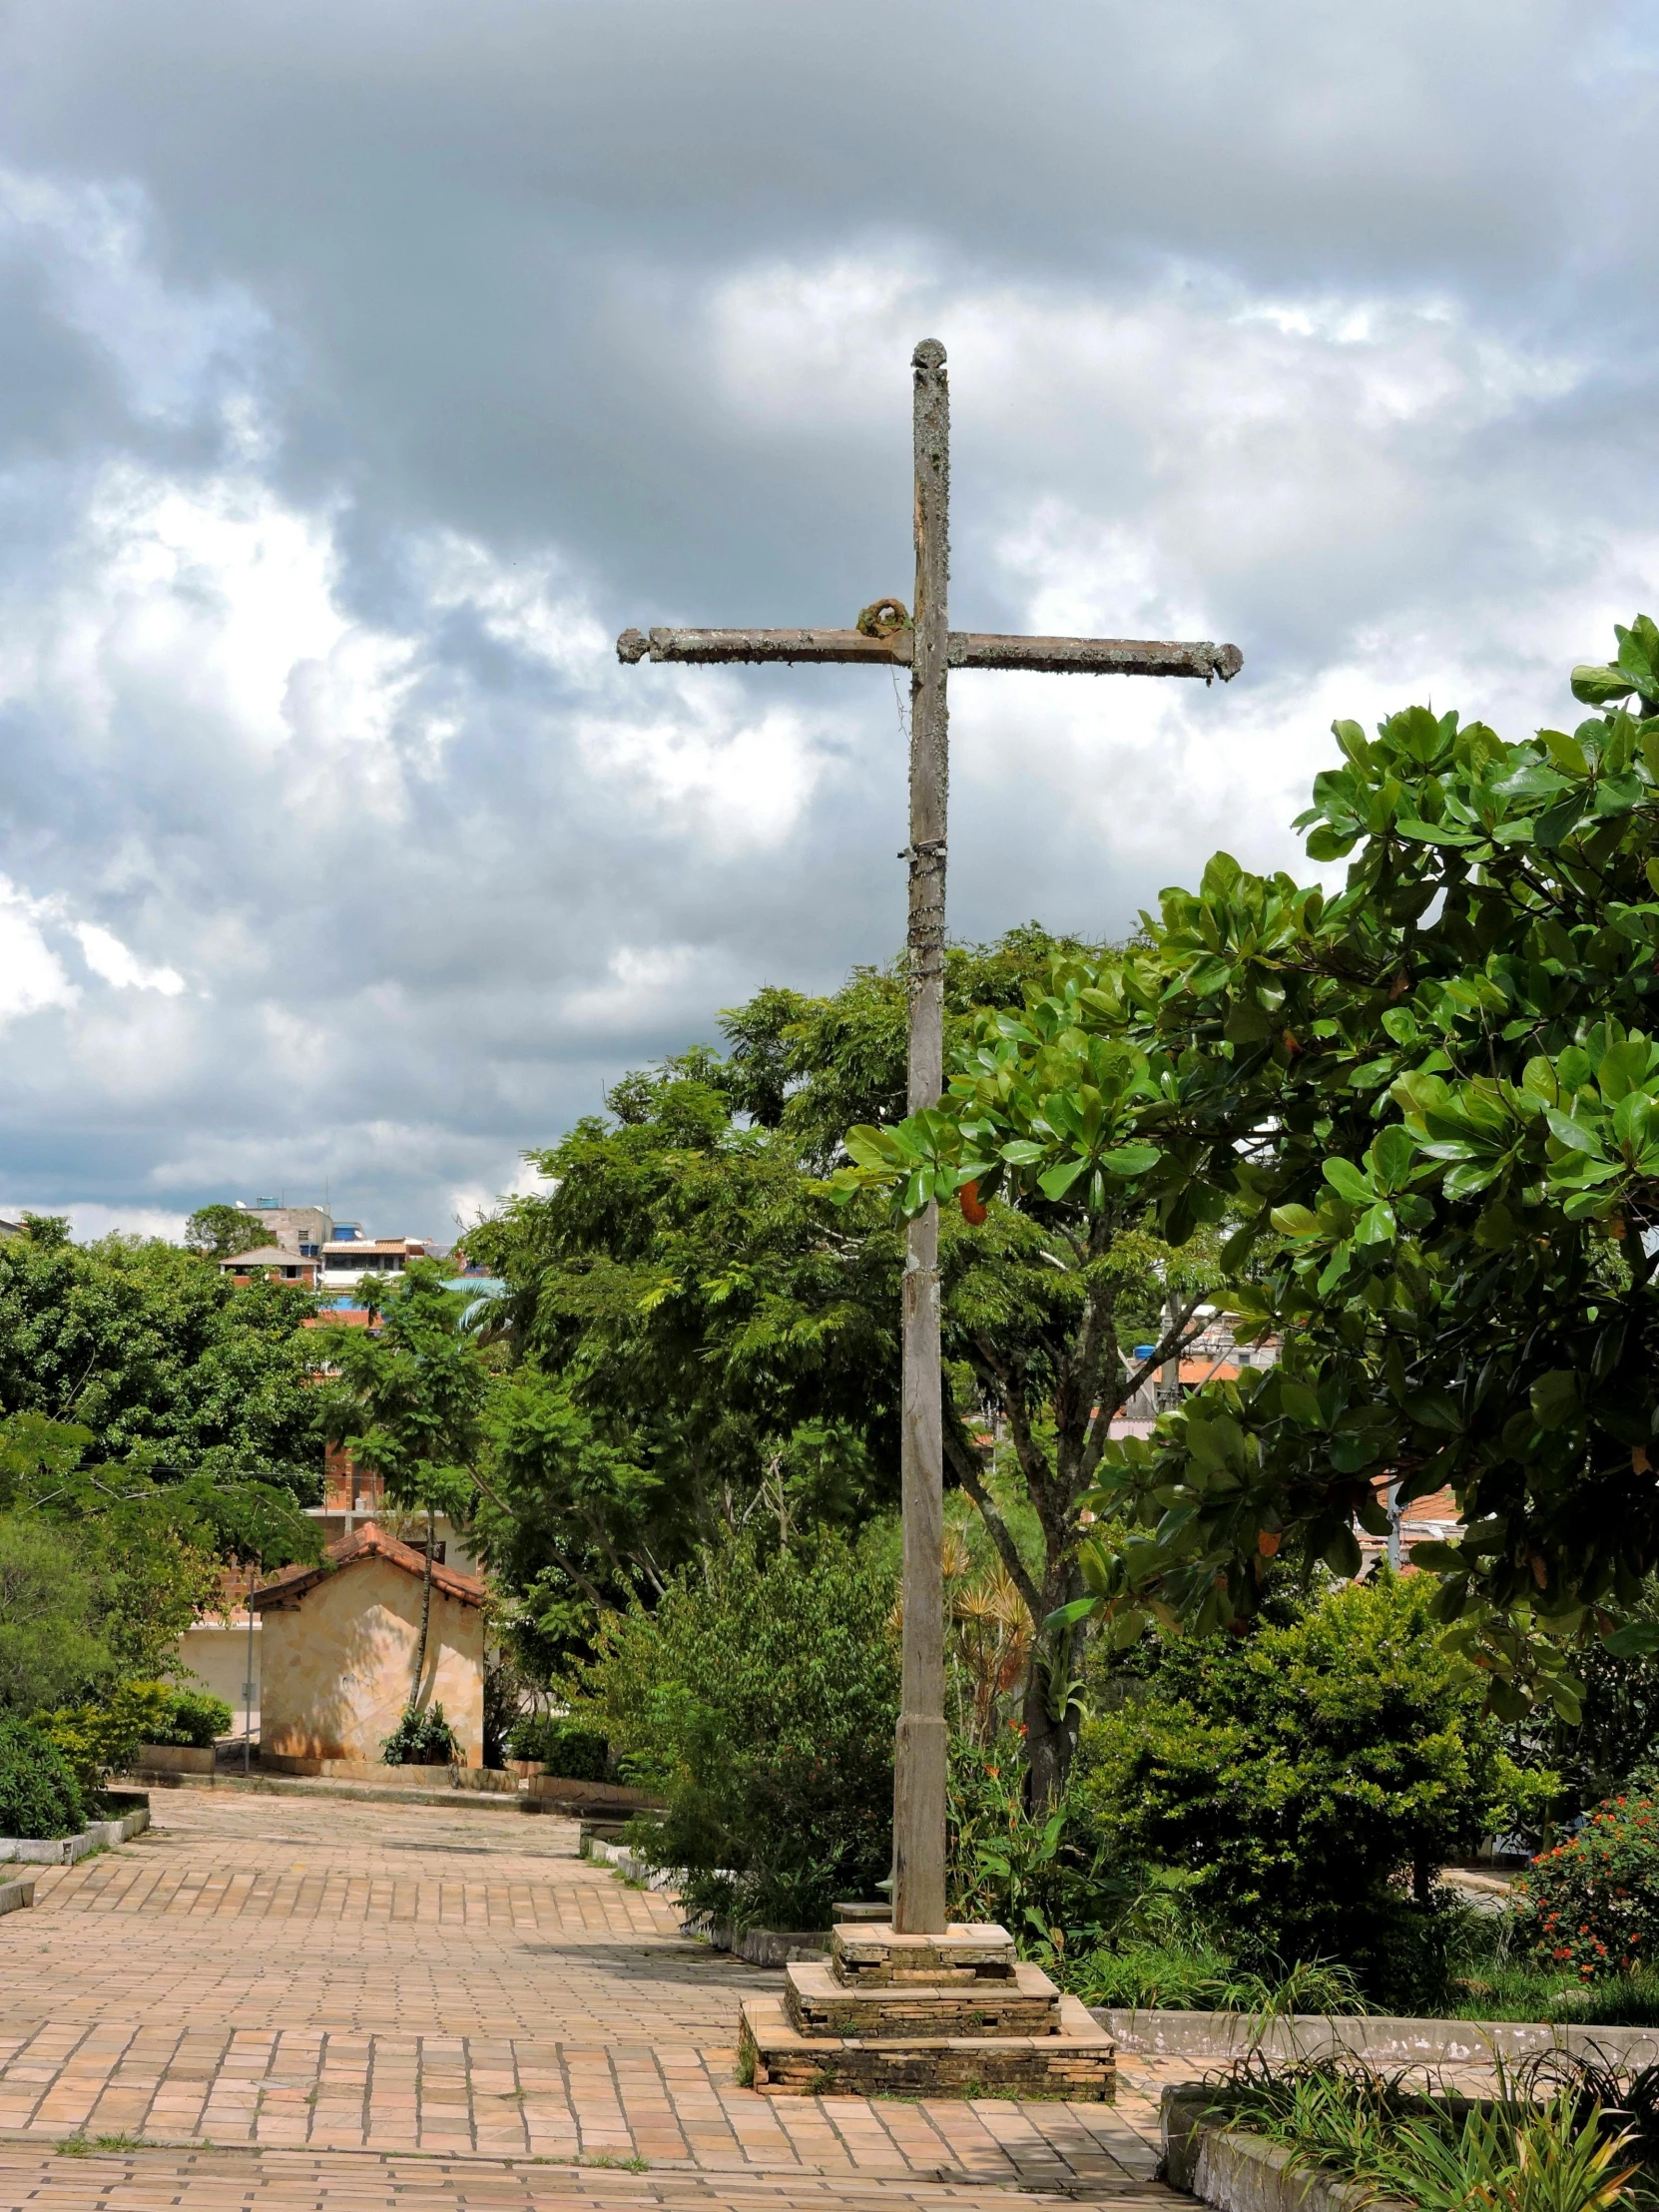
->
[0,1806,148,1865]
[1103,2006,1659,2068]
[134,1743,216,1775]
[1161,2094,1410,2212]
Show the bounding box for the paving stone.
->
[0,1790,1183,2211]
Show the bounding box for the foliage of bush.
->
[33,1681,232,1790]
[151,1690,233,1748]
[0,1713,86,1839]
[1516,1798,1659,1982]
[0,1511,111,1713]
[1228,2057,1643,2212]
[34,1681,174,1789]
[381,1702,459,1766]
[506,1715,609,1779]
[1074,1570,1554,2002]
[574,1530,898,1931]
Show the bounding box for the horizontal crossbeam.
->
[616,626,1242,682]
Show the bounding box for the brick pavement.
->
[0,1794,1178,2212]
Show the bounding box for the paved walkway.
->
[0,1793,1180,2212]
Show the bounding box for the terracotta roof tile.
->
[249,1521,486,1611]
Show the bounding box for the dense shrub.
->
[1074,1570,1552,2003]
[34,1680,174,1789]
[0,1512,111,1712]
[381,1703,459,1766]
[507,1715,609,1779]
[0,1713,86,1839]
[151,1690,233,1748]
[575,1530,898,1931]
[33,1681,231,1789]
[1515,1797,1659,1981]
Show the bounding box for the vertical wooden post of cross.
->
[893,337,950,1935]
[613,336,1243,1942]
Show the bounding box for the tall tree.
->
[472,926,1211,1784]
[891,616,1659,1723]
[0,1225,325,1494]
[831,956,1240,1802]
[319,1263,490,1701]
[184,1205,275,1261]
[465,1060,902,1663]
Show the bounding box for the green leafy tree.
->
[184,1205,273,1261]
[1076,1570,1551,2001]
[465,1061,903,1661]
[1071,618,1659,1705]
[853,619,1659,1717]
[0,1409,321,1677]
[0,1229,324,1492]
[319,1263,491,1702]
[572,1529,899,1930]
[471,925,1199,1771]
[829,956,1242,1802]
[0,1515,110,1711]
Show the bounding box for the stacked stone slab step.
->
[738,1921,1114,2099]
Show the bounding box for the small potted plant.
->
[381,1703,461,1767]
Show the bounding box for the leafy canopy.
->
[847,619,1659,1711]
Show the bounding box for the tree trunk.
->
[412,1503,435,1707]
[1022,1556,1083,1811]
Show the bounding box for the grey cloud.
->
[0,0,1651,1234]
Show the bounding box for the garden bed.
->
[1159,2050,1659,2212]
[1162,2091,1406,2212]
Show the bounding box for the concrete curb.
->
[1099,2006,1659,2068]
[0,1806,146,1867]
[126,1771,536,1812]
[1162,2089,1410,2212]
[0,1876,35,1916]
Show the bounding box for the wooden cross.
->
[618,337,1242,1936]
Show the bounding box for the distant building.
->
[250,1524,486,1771]
[216,1246,320,1287]
[310,1441,477,1576]
[238,1204,331,1258]
[319,1234,434,1293]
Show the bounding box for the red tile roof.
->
[249,1521,486,1612]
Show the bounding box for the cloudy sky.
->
[0,0,1653,1242]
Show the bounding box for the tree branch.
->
[1079,1292,1211,1485]
[945,1423,1043,1623]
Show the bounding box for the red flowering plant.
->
[1514,1796,1659,1981]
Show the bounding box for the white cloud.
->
[72,922,185,994]
[0,880,78,1025]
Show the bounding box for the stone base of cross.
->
[620,339,1241,1936]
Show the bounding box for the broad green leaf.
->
[1322,1158,1373,1206]
[1036,1157,1089,1202]
[844,1125,901,1171]
[1602,1622,1659,1659]
[1394,818,1480,846]
[1407,1538,1465,1571]
[1573,664,1637,707]
[1370,1124,1416,1191]
[1099,1143,1162,1177]
[1529,1368,1579,1430]
[1322,1524,1363,1578]
[1270,1204,1322,1238]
